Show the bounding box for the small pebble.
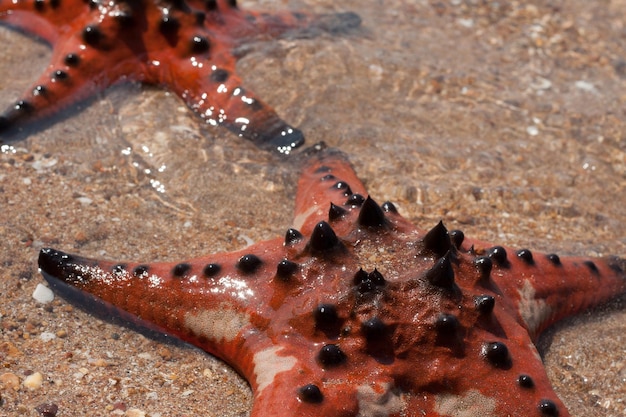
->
[126,409,146,417]
[40,332,56,342]
[35,403,59,417]
[23,372,43,390]
[32,284,55,304]
[0,372,20,390]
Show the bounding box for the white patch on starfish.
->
[252,346,298,393]
[184,305,250,342]
[517,279,552,335]
[356,382,405,417]
[292,206,319,230]
[434,389,497,416]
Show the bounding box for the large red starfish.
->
[39,145,626,416]
[0,0,359,152]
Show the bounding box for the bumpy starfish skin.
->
[0,0,359,152]
[39,146,626,416]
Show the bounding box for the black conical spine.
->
[425,251,455,288]
[423,221,451,257]
[328,203,347,221]
[309,221,340,252]
[357,196,386,227]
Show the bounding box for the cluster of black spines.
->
[353,268,385,294]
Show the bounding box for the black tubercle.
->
[64,53,80,67]
[449,230,464,249]
[298,384,323,403]
[112,264,127,274]
[237,254,262,273]
[190,35,211,54]
[483,341,512,369]
[361,317,388,341]
[308,221,340,252]
[52,70,68,81]
[546,254,562,266]
[328,203,347,221]
[15,100,33,112]
[320,174,336,182]
[194,11,206,25]
[314,303,340,332]
[276,259,299,280]
[518,374,534,389]
[361,317,393,361]
[82,25,103,47]
[538,399,559,416]
[133,265,149,277]
[381,201,398,213]
[0,101,33,131]
[203,263,221,277]
[368,269,385,286]
[172,263,191,277]
[608,257,625,274]
[114,10,135,27]
[314,165,331,174]
[353,268,368,285]
[33,85,47,96]
[345,194,365,207]
[332,181,352,196]
[435,314,460,336]
[423,221,451,257]
[425,251,455,289]
[284,228,304,246]
[210,68,230,83]
[487,246,509,267]
[159,15,181,35]
[204,0,217,10]
[583,260,600,275]
[474,256,493,281]
[516,249,534,265]
[317,344,346,367]
[34,0,60,11]
[474,295,495,315]
[357,196,386,228]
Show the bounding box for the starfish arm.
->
[37,238,292,380]
[0,42,143,131]
[0,0,87,42]
[0,4,146,133]
[162,48,305,153]
[458,236,626,339]
[1,0,360,151]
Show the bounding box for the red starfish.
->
[0,0,359,153]
[39,145,626,416]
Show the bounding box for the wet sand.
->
[1,1,625,416]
